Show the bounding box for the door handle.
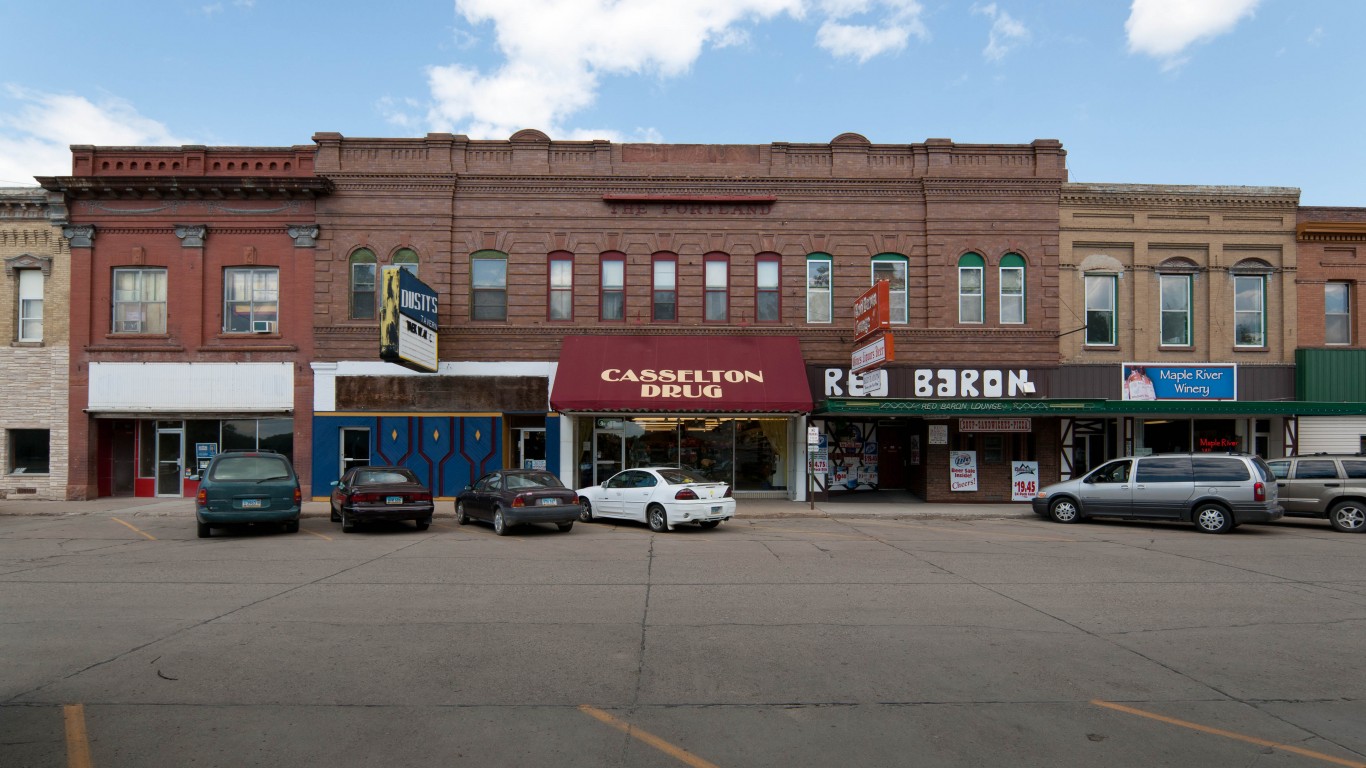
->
[1324,483,1341,488]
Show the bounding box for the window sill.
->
[10,341,45,348]
[215,333,282,341]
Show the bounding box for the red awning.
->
[551,335,813,413]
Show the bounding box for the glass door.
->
[341,428,371,475]
[155,423,184,497]
[592,429,624,486]
[517,428,546,470]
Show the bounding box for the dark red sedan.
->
[329,466,434,533]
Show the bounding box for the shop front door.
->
[156,424,184,497]
[593,430,624,485]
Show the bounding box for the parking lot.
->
[2,508,1365,767]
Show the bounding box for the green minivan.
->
[194,451,302,538]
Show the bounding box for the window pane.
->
[757,291,780,322]
[1234,275,1264,346]
[654,291,676,321]
[705,260,727,289]
[550,291,573,320]
[1160,275,1190,346]
[602,291,624,321]
[473,290,507,321]
[224,268,279,333]
[959,267,983,323]
[807,259,831,324]
[875,261,908,324]
[550,260,573,288]
[9,429,50,473]
[472,259,507,288]
[1326,282,1350,345]
[1000,266,1024,324]
[18,270,43,342]
[602,260,623,289]
[807,260,830,289]
[352,262,376,320]
[1000,295,1023,325]
[1085,275,1115,345]
[705,292,727,321]
[960,295,983,324]
[654,260,675,290]
[757,261,779,289]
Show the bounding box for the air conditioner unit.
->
[252,320,276,334]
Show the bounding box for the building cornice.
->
[1297,221,1366,242]
[37,176,333,201]
[1062,183,1299,210]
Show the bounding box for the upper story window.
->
[999,253,1025,325]
[1159,273,1192,347]
[17,269,43,342]
[223,267,279,333]
[1085,274,1117,346]
[806,253,832,324]
[349,249,377,320]
[756,254,780,323]
[1231,261,1271,348]
[872,254,908,324]
[652,254,677,321]
[601,252,625,321]
[392,247,419,276]
[1326,282,1351,345]
[112,267,167,334]
[549,251,573,322]
[471,249,508,321]
[704,253,728,323]
[958,253,984,324]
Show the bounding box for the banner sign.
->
[1122,363,1236,401]
[380,266,440,373]
[851,332,895,375]
[1012,461,1039,502]
[853,281,891,343]
[959,418,1032,432]
[950,451,978,491]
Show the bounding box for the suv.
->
[1265,454,1366,532]
[1032,453,1282,534]
[194,451,302,538]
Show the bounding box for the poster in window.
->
[950,451,978,492]
[1012,461,1039,502]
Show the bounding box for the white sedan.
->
[576,467,735,532]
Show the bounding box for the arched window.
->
[600,251,625,321]
[349,249,377,320]
[392,248,419,276]
[652,252,678,322]
[1157,258,1197,347]
[1232,259,1273,348]
[755,253,781,323]
[471,250,508,321]
[872,253,908,324]
[999,253,1025,324]
[806,253,832,324]
[549,250,573,321]
[958,253,984,324]
[704,252,729,323]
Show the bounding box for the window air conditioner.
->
[252,320,276,334]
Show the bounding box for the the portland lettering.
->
[608,203,773,217]
[602,368,764,399]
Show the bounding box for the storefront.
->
[549,335,813,498]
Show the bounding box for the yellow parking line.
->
[111,517,156,541]
[64,703,92,768]
[301,528,333,541]
[1092,700,1366,767]
[579,705,721,768]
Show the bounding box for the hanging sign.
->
[853,280,891,343]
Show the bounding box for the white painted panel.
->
[1298,416,1366,454]
[90,362,292,411]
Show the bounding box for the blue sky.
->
[2,0,1361,206]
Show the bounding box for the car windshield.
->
[356,469,416,485]
[210,456,291,482]
[657,468,711,485]
[506,472,564,490]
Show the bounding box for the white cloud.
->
[426,0,927,140]
[0,86,191,185]
[1126,0,1260,67]
[974,3,1028,62]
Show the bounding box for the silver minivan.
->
[1032,453,1282,534]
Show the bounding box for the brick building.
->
[307,130,1068,503]
[0,189,68,499]
[39,147,329,499]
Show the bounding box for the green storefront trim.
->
[816,399,1366,417]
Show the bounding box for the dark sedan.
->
[456,469,582,535]
[329,466,434,533]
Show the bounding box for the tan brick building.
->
[0,188,69,500]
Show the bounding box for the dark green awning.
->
[815,398,1366,417]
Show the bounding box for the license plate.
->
[241,498,263,509]
[538,498,559,506]
[711,505,721,513]
[386,496,403,505]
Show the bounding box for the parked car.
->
[577,466,735,532]
[1266,454,1366,532]
[194,450,301,538]
[1032,453,1281,534]
[329,466,434,533]
[456,469,581,535]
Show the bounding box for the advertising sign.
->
[853,280,891,343]
[950,451,978,492]
[1121,363,1236,401]
[380,267,440,373]
[959,418,1032,432]
[929,424,948,445]
[851,332,895,375]
[1012,461,1039,502]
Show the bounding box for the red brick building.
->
[40,147,329,499]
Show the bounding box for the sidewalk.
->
[0,495,1036,521]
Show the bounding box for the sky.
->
[1,0,1362,206]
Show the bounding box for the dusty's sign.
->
[380,267,439,373]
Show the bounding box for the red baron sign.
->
[958,418,1032,432]
[854,281,891,343]
[851,332,895,375]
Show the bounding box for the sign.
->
[929,424,948,445]
[851,332,895,375]
[380,267,440,373]
[950,451,978,491]
[859,369,887,396]
[1122,363,1236,401]
[1012,461,1039,502]
[808,426,820,445]
[853,281,891,343]
[958,418,1032,432]
[820,367,1045,399]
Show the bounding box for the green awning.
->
[815,398,1366,417]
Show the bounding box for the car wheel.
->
[284,521,300,534]
[197,521,211,539]
[557,521,574,532]
[647,504,669,533]
[1194,503,1234,534]
[341,510,357,534]
[579,498,593,522]
[1328,500,1366,533]
[698,520,721,530]
[456,501,471,525]
[415,518,431,531]
[1048,498,1081,524]
[493,509,510,536]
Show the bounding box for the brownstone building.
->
[39,147,329,499]
[307,130,1068,503]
